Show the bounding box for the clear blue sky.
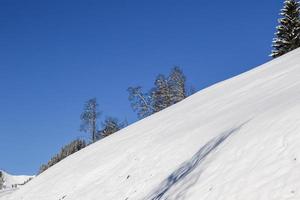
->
[0,0,282,175]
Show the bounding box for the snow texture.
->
[2,48,300,200]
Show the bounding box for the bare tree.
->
[128,87,154,118]
[80,98,101,142]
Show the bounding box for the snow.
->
[2,48,300,200]
[0,171,33,198]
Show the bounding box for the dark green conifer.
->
[272,0,300,58]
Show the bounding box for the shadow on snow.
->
[144,123,246,200]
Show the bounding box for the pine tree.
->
[151,74,173,112]
[80,98,101,142]
[168,67,187,104]
[98,117,125,138]
[152,67,188,111]
[272,0,300,58]
[38,139,86,174]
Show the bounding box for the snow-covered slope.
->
[0,171,33,198]
[3,49,300,200]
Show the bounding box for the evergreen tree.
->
[38,139,86,174]
[98,117,125,138]
[151,67,189,112]
[80,98,101,142]
[272,0,300,58]
[168,67,187,104]
[151,74,173,112]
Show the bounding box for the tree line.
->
[38,139,86,174]
[38,66,192,174]
[80,67,192,142]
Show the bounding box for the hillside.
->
[2,49,300,200]
[0,171,33,198]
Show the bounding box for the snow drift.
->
[2,49,300,200]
